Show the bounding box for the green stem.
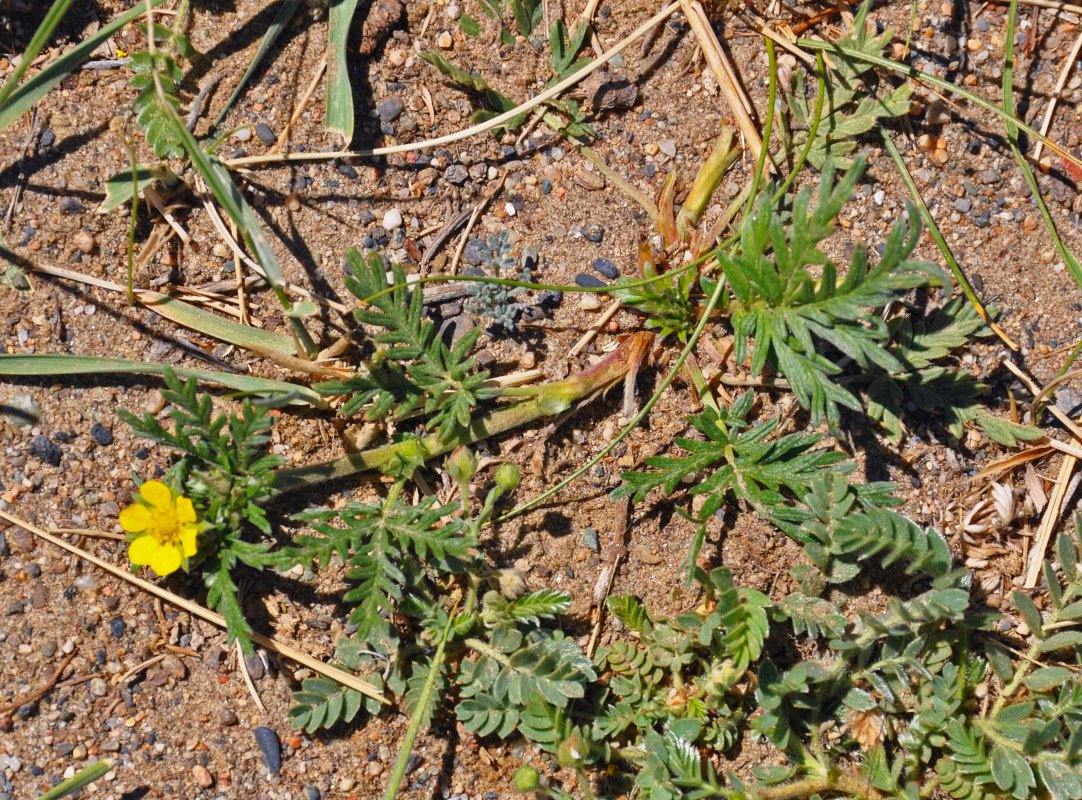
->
[381,602,456,800]
[771,52,826,203]
[272,332,652,492]
[573,764,596,800]
[677,127,738,237]
[880,128,993,327]
[1002,0,1082,293]
[742,39,777,222]
[35,759,113,800]
[750,771,881,800]
[579,145,665,232]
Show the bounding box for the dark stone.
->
[592,258,618,279]
[28,435,62,467]
[253,726,282,775]
[16,702,36,720]
[380,122,395,136]
[109,618,126,638]
[376,96,404,123]
[255,123,275,144]
[337,163,359,179]
[134,447,149,460]
[643,163,657,178]
[462,237,491,266]
[583,223,604,243]
[39,128,55,148]
[540,290,563,307]
[90,423,113,446]
[575,273,607,289]
[265,74,279,84]
[59,196,84,215]
[405,753,423,775]
[360,208,376,224]
[304,787,322,800]
[439,315,476,347]
[244,654,265,680]
[444,164,469,185]
[540,178,552,194]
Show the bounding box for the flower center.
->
[147,510,181,546]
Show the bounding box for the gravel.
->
[592,258,618,279]
[90,422,113,446]
[27,436,62,467]
[255,122,275,144]
[377,96,404,122]
[575,273,607,289]
[253,726,282,775]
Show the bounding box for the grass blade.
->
[35,759,112,800]
[159,102,319,355]
[0,354,324,406]
[0,0,76,109]
[213,0,303,129]
[139,290,297,355]
[0,0,168,133]
[326,0,360,142]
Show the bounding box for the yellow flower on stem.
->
[119,480,200,577]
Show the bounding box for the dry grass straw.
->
[1032,27,1082,163]
[0,508,387,703]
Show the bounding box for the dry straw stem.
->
[680,0,773,173]
[222,3,682,170]
[0,508,387,703]
[989,0,1082,15]
[1028,452,1078,588]
[1032,27,1082,163]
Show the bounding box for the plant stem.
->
[272,332,653,492]
[771,52,826,203]
[742,39,777,222]
[750,771,882,800]
[381,601,456,800]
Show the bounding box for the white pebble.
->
[446,4,461,19]
[437,31,453,49]
[581,294,601,310]
[873,189,885,206]
[383,208,403,229]
[234,127,252,142]
[658,140,677,157]
[504,202,516,217]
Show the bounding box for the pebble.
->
[244,654,265,680]
[575,273,607,289]
[581,294,602,310]
[255,123,275,144]
[540,178,552,194]
[437,31,453,49]
[338,163,358,179]
[27,435,62,467]
[339,778,355,792]
[377,96,404,123]
[192,765,214,788]
[926,100,951,126]
[367,762,385,777]
[59,197,84,215]
[89,677,109,697]
[253,726,282,774]
[592,258,618,279]
[3,393,40,427]
[72,745,87,760]
[219,709,238,727]
[234,127,252,142]
[10,528,33,552]
[583,528,600,552]
[146,390,166,414]
[382,208,403,230]
[462,238,490,266]
[954,197,972,213]
[41,640,57,659]
[446,3,461,18]
[73,231,95,253]
[161,654,187,680]
[388,48,407,67]
[444,164,468,184]
[658,139,677,157]
[583,223,604,243]
[304,787,322,800]
[90,422,113,446]
[109,618,126,638]
[39,128,54,147]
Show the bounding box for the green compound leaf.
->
[288,675,369,733]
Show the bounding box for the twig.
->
[1033,26,1082,163]
[115,654,166,685]
[586,498,629,658]
[236,639,266,713]
[680,0,774,172]
[989,0,1082,15]
[81,57,133,70]
[185,74,222,132]
[50,527,125,540]
[142,185,192,245]
[271,57,326,154]
[222,3,682,169]
[449,172,506,275]
[3,106,40,231]
[0,508,387,703]
[0,650,78,715]
[1026,452,1078,587]
[420,204,474,266]
[569,299,622,358]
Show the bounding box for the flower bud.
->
[497,568,527,599]
[447,446,478,486]
[513,766,540,792]
[494,463,520,492]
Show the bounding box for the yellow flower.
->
[120,480,200,577]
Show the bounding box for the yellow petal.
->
[128,535,158,566]
[149,544,183,577]
[139,480,173,510]
[179,525,199,558]
[119,504,151,533]
[175,496,197,524]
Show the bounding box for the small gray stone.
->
[575,273,607,289]
[2,394,40,427]
[255,122,275,144]
[954,198,972,213]
[439,315,475,346]
[592,258,618,279]
[582,528,600,553]
[59,197,84,215]
[658,139,676,157]
[253,726,282,774]
[40,640,58,659]
[1056,387,1082,415]
[444,164,469,184]
[304,787,321,800]
[376,96,404,123]
[583,224,604,243]
[462,237,490,266]
[244,654,265,680]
